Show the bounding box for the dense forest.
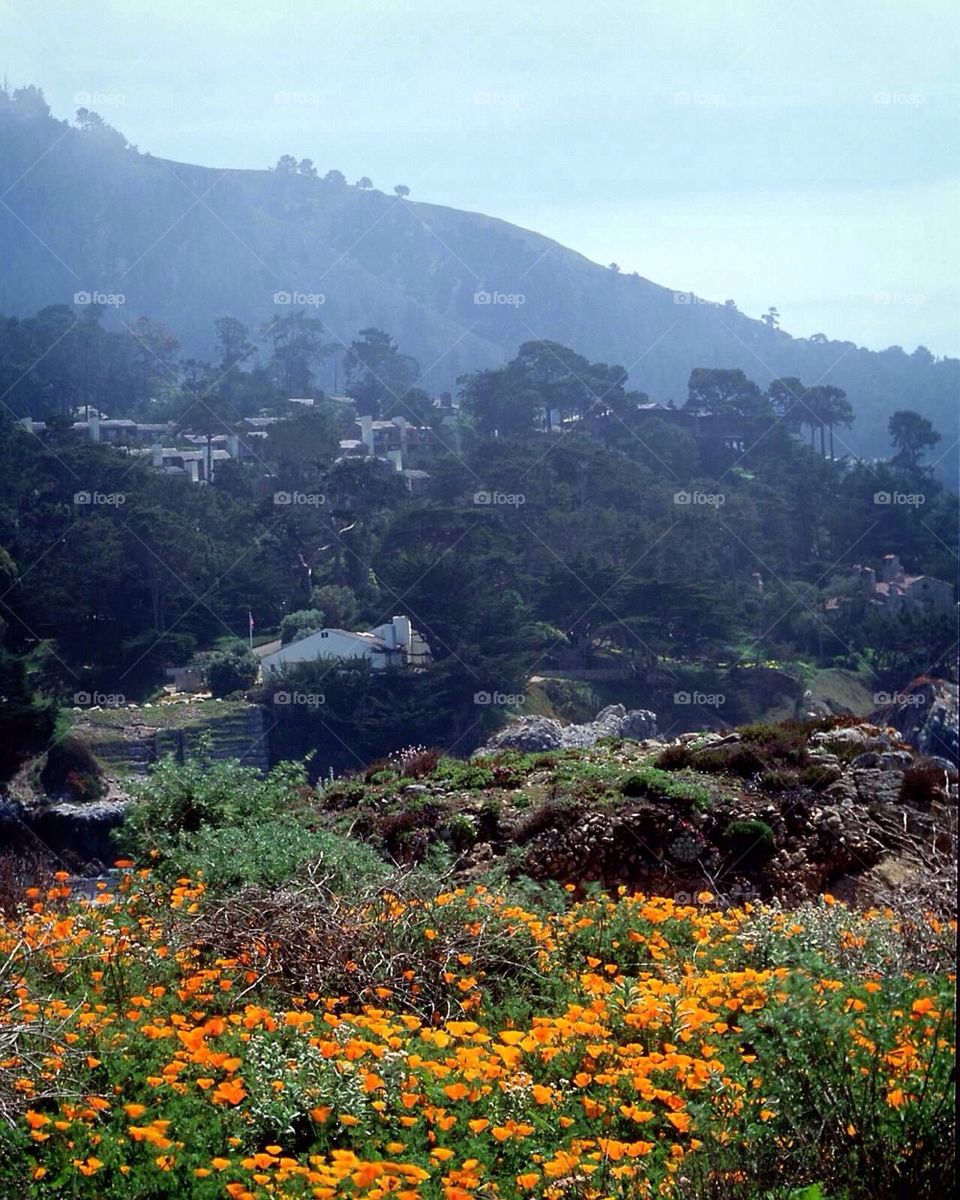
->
[1,296,955,778]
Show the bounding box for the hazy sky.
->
[3,0,958,355]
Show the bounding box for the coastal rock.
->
[478,705,658,754]
[876,679,958,763]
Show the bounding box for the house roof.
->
[279,627,391,652]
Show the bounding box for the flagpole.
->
[248,611,254,652]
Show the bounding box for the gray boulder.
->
[479,705,658,754]
[877,679,958,764]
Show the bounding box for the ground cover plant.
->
[0,861,953,1199]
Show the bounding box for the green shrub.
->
[443,813,478,851]
[619,765,712,810]
[694,743,765,778]
[722,818,776,867]
[116,746,309,863]
[432,757,496,790]
[321,778,368,807]
[760,768,797,793]
[39,733,104,801]
[653,742,693,771]
[172,821,389,893]
[206,642,258,696]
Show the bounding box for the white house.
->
[260,615,430,676]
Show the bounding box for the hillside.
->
[0,714,955,1197]
[1,88,957,467]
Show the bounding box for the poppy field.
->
[0,865,954,1199]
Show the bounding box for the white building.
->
[260,615,430,676]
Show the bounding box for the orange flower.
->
[212,1079,246,1106]
[73,1157,104,1176]
[517,1172,541,1189]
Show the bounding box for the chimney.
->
[861,566,876,589]
[881,554,902,583]
[88,413,101,442]
[387,448,403,472]
[187,459,199,484]
[151,443,163,468]
[392,615,411,651]
[359,415,374,454]
[226,433,239,458]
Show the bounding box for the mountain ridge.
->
[1,86,956,469]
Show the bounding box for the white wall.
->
[261,629,382,674]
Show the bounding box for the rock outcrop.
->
[0,798,126,872]
[478,705,658,753]
[875,678,958,763]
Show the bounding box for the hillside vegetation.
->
[1,720,955,1198]
[1,86,957,466]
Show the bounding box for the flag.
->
[248,611,255,633]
